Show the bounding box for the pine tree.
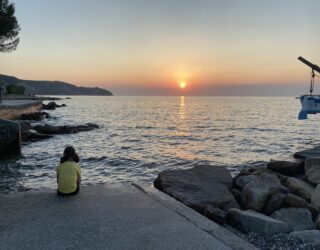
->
[0,0,20,53]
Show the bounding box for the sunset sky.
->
[1,0,319,95]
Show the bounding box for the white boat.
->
[299,95,320,120]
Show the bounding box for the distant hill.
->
[0,74,113,96]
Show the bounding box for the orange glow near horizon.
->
[179,81,187,89]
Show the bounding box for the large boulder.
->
[234,175,258,190]
[311,184,320,210]
[154,165,239,212]
[0,119,21,155]
[283,193,319,219]
[42,101,57,110]
[305,158,320,184]
[267,160,304,177]
[241,173,282,211]
[283,193,309,208]
[227,208,290,235]
[263,193,285,215]
[271,208,315,231]
[203,205,226,224]
[316,215,320,230]
[284,177,315,201]
[289,230,320,248]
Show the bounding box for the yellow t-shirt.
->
[56,161,81,194]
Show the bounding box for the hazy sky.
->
[1,0,319,95]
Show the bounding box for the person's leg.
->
[57,184,79,196]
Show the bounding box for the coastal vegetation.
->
[0,0,20,52]
[0,74,113,96]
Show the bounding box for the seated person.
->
[56,146,81,195]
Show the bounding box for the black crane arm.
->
[298,56,320,74]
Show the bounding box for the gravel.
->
[236,232,318,250]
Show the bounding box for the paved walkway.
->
[0,183,255,250]
[0,99,41,108]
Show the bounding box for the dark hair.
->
[60,146,77,164]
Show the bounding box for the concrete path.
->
[0,99,41,108]
[0,183,256,250]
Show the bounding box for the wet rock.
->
[19,121,32,130]
[271,208,315,231]
[21,130,53,142]
[227,208,290,235]
[154,165,239,212]
[305,158,320,184]
[203,206,226,224]
[241,173,282,211]
[0,119,21,155]
[34,123,99,135]
[289,230,320,247]
[42,102,66,110]
[284,177,315,201]
[263,193,285,215]
[42,101,57,110]
[267,160,304,177]
[234,175,258,190]
[20,112,49,121]
[311,184,320,210]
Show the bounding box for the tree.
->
[0,0,20,53]
[6,84,25,95]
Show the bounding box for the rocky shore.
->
[18,101,99,143]
[154,153,320,249]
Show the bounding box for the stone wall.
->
[0,101,42,120]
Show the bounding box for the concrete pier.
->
[0,99,42,120]
[0,183,256,250]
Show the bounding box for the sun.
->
[179,81,187,89]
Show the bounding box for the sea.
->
[1,96,319,193]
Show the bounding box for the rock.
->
[316,215,320,230]
[284,177,315,201]
[311,184,320,210]
[203,206,226,224]
[20,112,49,121]
[267,160,304,177]
[289,230,320,247]
[42,101,57,110]
[305,158,320,184]
[21,130,53,142]
[234,175,258,190]
[283,193,309,208]
[263,193,285,215]
[307,204,320,220]
[227,208,290,235]
[283,193,319,219]
[271,208,315,231]
[0,119,21,155]
[294,145,320,159]
[241,173,282,211]
[231,188,242,205]
[154,165,239,212]
[34,123,99,135]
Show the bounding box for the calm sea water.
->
[1,96,319,193]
